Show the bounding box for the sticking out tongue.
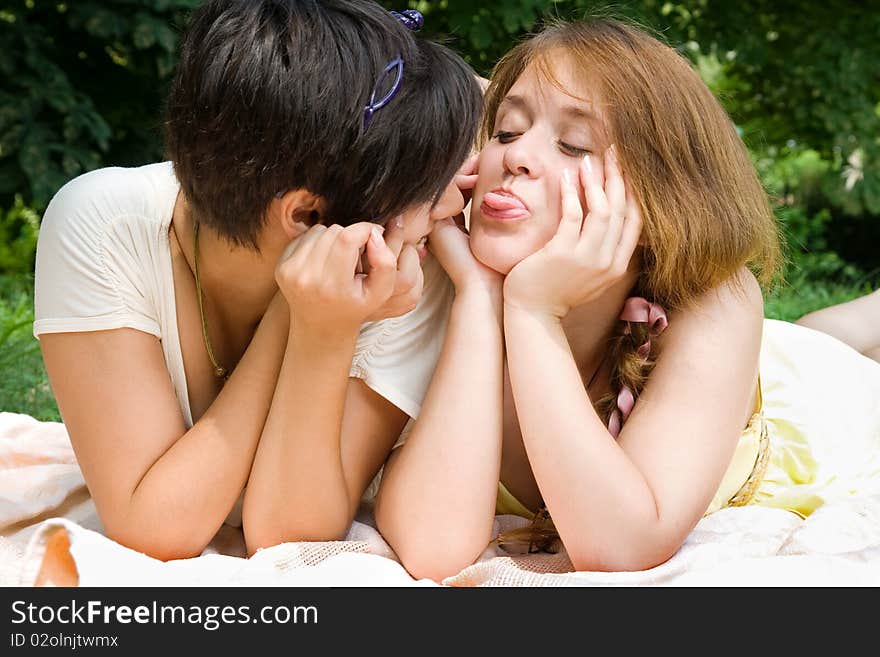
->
[483,191,526,211]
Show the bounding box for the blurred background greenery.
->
[1,0,878,421]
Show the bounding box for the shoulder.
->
[695,267,763,315]
[36,162,179,279]
[672,268,764,334]
[34,163,178,336]
[40,162,179,240]
[656,267,764,367]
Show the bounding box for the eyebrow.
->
[500,93,598,121]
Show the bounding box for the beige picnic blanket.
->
[2,411,879,587]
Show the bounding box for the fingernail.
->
[582,155,593,175]
[562,168,572,185]
[607,144,616,160]
[371,226,383,245]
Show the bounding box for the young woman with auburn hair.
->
[375,16,880,581]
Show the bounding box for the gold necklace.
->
[192,220,229,380]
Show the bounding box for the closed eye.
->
[560,141,591,157]
[492,131,519,143]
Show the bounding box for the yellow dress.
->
[497,318,880,520]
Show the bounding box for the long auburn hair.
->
[486,17,782,553]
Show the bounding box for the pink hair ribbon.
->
[607,297,668,438]
[620,296,668,358]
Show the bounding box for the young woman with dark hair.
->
[33,1,484,560]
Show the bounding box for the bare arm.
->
[796,289,880,359]
[39,292,290,560]
[375,216,505,582]
[505,274,763,571]
[242,222,411,552]
[242,323,408,551]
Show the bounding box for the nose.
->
[502,131,542,178]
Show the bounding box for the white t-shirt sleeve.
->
[33,167,168,339]
[349,253,454,419]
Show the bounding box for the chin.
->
[470,239,521,276]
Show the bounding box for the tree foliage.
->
[0,0,199,209]
[1,0,877,270]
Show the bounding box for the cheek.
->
[403,214,430,242]
[431,187,465,220]
[402,224,420,244]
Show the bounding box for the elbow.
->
[565,526,684,573]
[243,505,353,557]
[103,520,207,562]
[568,546,677,573]
[375,488,494,582]
[380,513,490,583]
[395,542,485,584]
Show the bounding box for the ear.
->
[274,189,325,240]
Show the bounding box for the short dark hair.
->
[165,0,483,249]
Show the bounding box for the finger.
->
[368,258,422,320]
[322,223,371,284]
[426,216,457,250]
[554,167,584,242]
[455,173,479,193]
[589,148,605,189]
[393,244,423,305]
[458,152,479,178]
[281,224,327,266]
[362,225,398,301]
[308,223,345,273]
[426,217,466,273]
[455,154,480,209]
[611,188,644,273]
[603,145,626,214]
[580,154,609,248]
[598,146,627,261]
[357,224,384,275]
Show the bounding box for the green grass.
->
[0,274,60,421]
[764,252,879,322]
[764,278,875,322]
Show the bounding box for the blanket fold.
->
[2,412,879,587]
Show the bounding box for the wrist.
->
[262,293,291,333]
[456,282,504,310]
[503,300,564,325]
[289,318,360,350]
